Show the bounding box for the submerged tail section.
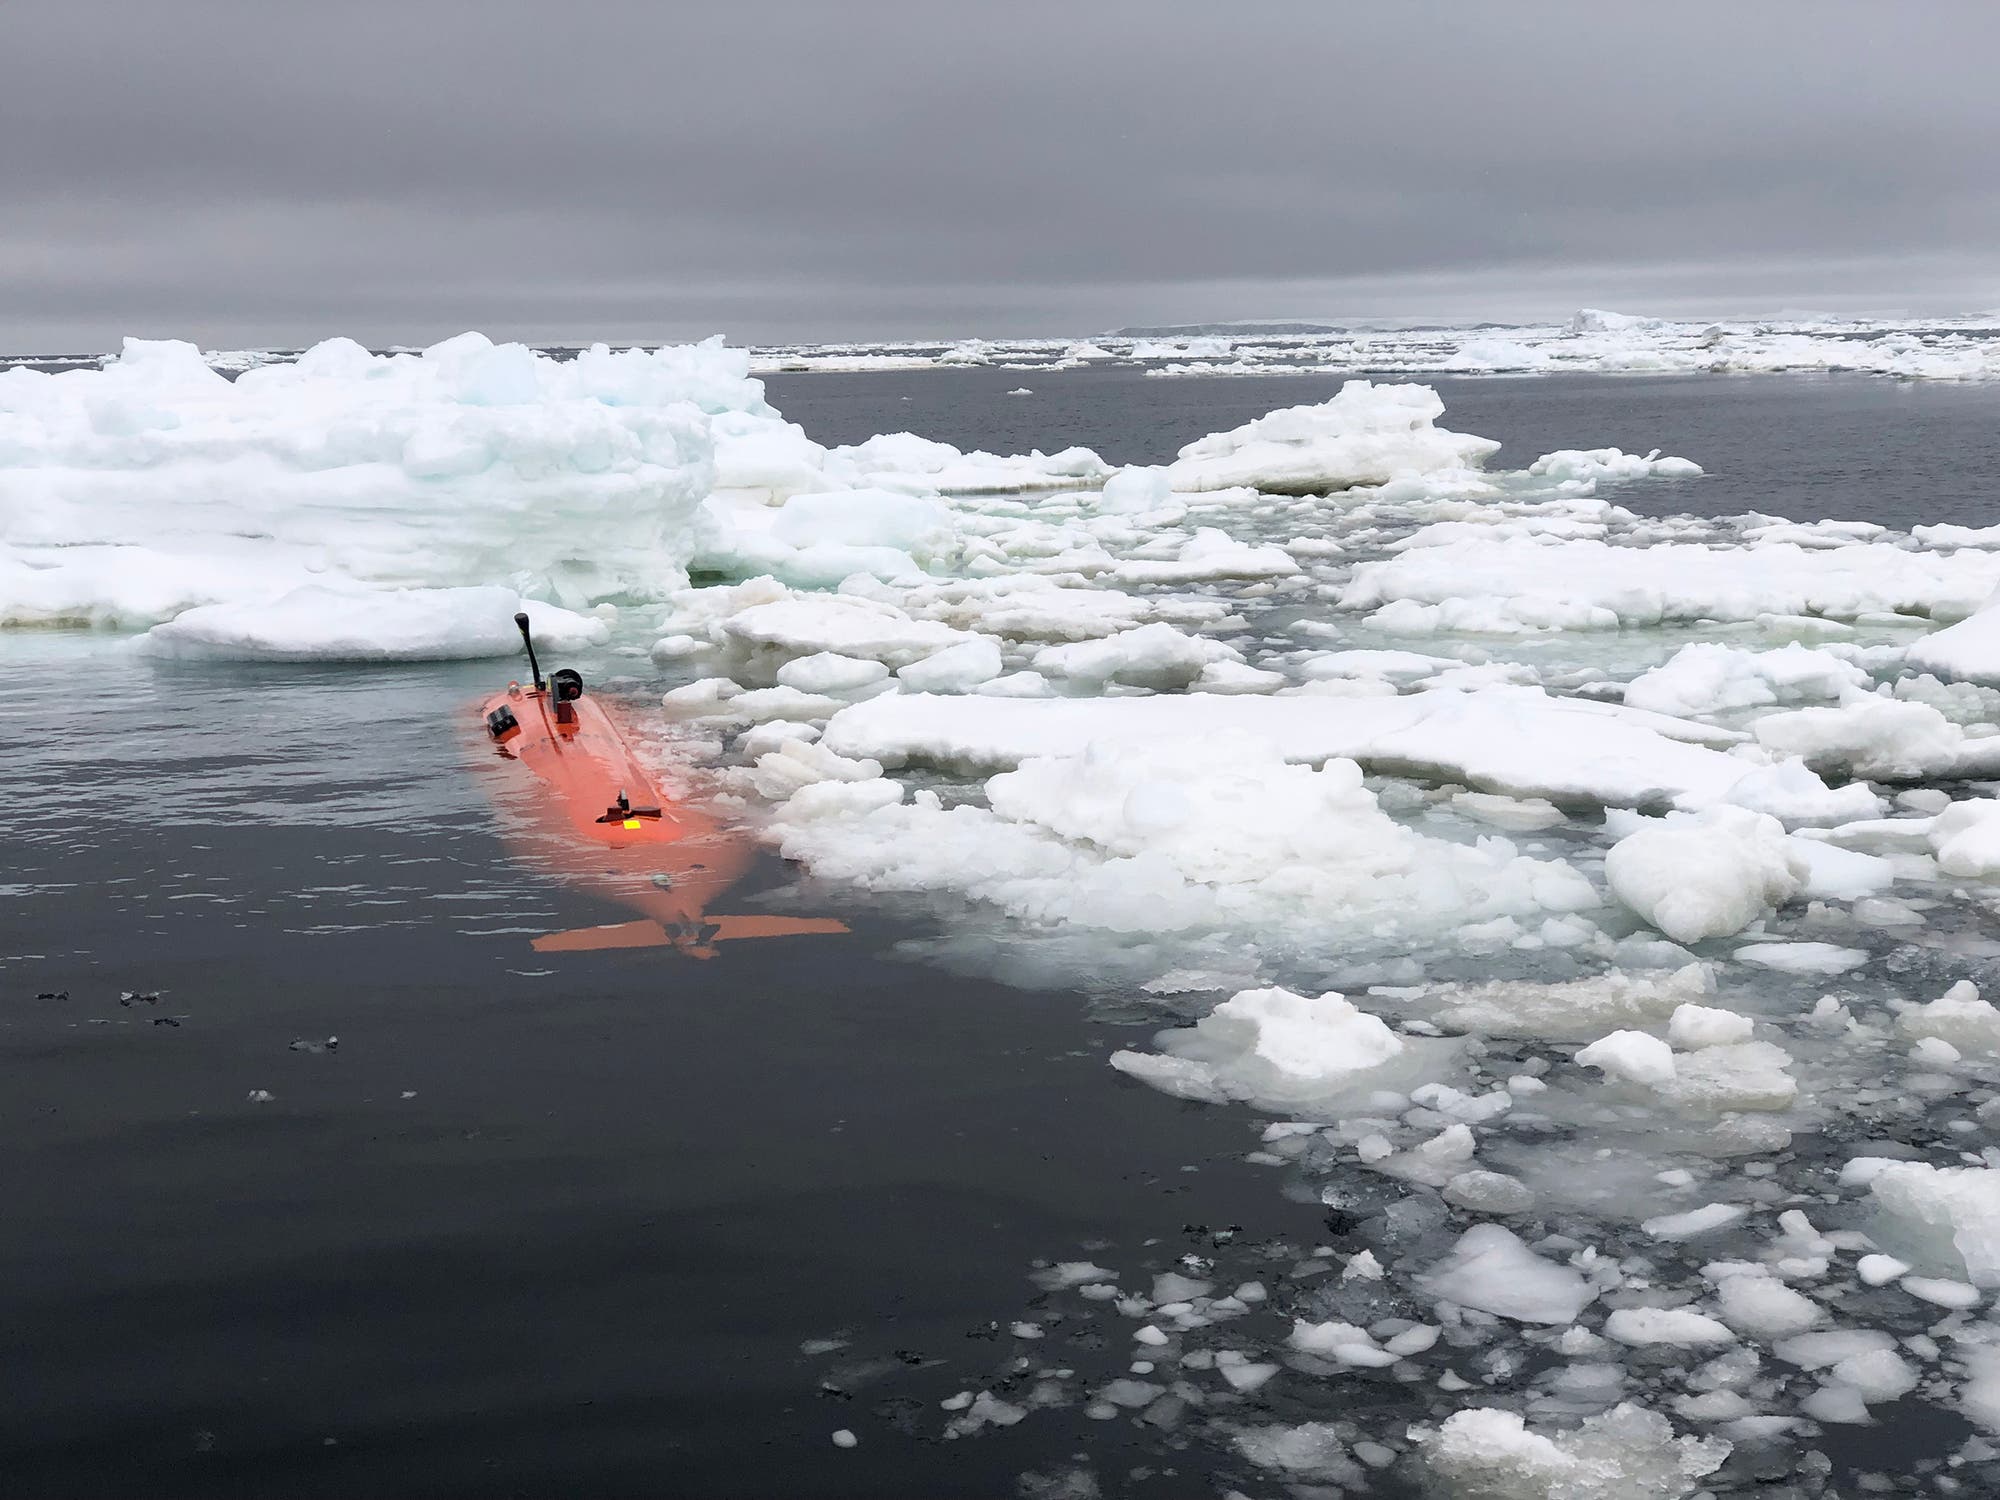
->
[531,914,851,957]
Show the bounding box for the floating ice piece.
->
[1667,1005,1754,1050]
[941,1390,1027,1438]
[1929,800,2000,877]
[1642,1203,1748,1241]
[1165,380,1499,495]
[698,486,957,586]
[1343,537,2000,632]
[1604,1307,1737,1347]
[1732,942,1869,975]
[1217,1357,1281,1393]
[1855,1254,1910,1287]
[1576,1031,1678,1089]
[822,687,1753,810]
[1783,836,1896,900]
[1570,308,1666,334]
[745,740,884,801]
[1712,1273,1825,1339]
[1445,337,1554,372]
[1901,1276,1981,1309]
[1420,1402,1729,1500]
[1605,807,1806,944]
[1528,448,1702,484]
[1096,465,1173,514]
[1754,698,1998,782]
[1443,1170,1536,1214]
[776,652,892,695]
[1864,1160,2000,1286]
[1111,986,1439,1114]
[1907,591,2000,684]
[139,586,607,662]
[1900,982,2000,1052]
[1106,527,1301,584]
[1450,791,1567,831]
[1826,1347,1918,1403]
[1622,643,1868,720]
[1231,1422,1363,1484]
[1430,964,1713,1044]
[1416,1225,1596,1325]
[895,637,1004,693]
[1772,1329,1898,1370]
[1661,1041,1799,1113]
[1288,1320,1400,1367]
[832,430,1111,494]
[721,595,976,666]
[1032,622,1237,690]
[1030,1261,1116,1290]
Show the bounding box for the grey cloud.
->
[5,0,1998,349]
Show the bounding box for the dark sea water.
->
[6,370,2000,1497]
[0,645,1325,1499]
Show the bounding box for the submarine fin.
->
[532,919,674,953]
[530,914,848,954]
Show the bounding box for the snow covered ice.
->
[30,330,2000,1493]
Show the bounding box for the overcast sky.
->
[5,0,1998,350]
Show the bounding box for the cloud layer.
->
[6,0,1997,348]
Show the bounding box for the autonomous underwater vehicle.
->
[477,613,846,956]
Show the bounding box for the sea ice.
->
[1164,381,1499,495]
[139,586,607,661]
[1416,1225,1596,1325]
[1603,807,1805,944]
[1109,985,1442,1112]
[1420,1403,1729,1500]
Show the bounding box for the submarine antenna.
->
[513,612,546,693]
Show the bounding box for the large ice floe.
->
[28,331,2000,1493]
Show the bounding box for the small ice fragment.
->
[1415,1225,1595,1325]
[1901,1276,1982,1309]
[831,1429,857,1449]
[1714,1275,1825,1338]
[1031,1261,1115,1290]
[1857,1254,1911,1286]
[1830,1347,1918,1403]
[1642,1203,1747,1241]
[1384,1325,1441,1357]
[1603,1307,1737,1347]
[1576,1030,1677,1088]
[1443,1170,1536,1214]
[1668,1004,1755,1050]
[1733,941,1869,975]
[1219,1361,1280,1393]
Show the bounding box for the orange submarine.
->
[477,612,846,957]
